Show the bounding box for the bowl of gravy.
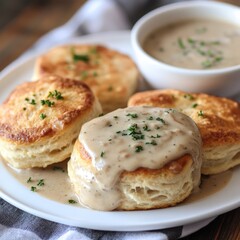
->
[131,1,240,97]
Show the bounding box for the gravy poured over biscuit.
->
[69,106,203,210]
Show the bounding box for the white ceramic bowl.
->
[131,1,240,97]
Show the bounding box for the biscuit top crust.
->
[76,106,202,210]
[34,45,139,111]
[128,89,240,147]
[0,75,95,143]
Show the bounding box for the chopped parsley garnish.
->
[52,166,65,172]
[25,98,36,105]
[184,94,194,100]
[30,99,36,105]
[40,113,47,120]
[156,117,166,124]
[113,116,118,119]
[145,140,157,145]
[48,90,64,100]
[101,151,105,157]
[93,71,98,77]
[37,179,45,186]
[148,116,154,120]
[27,177,32,183]
[23,107,26,111]
[150,134,161,138]
[41,99,55,107]
[177,37,223,68]
[192,103,198,108]
[187,38,196,45]
[178,38,185,49]
[143,124,150,131]
[126,113,138,118]
[72,50,89,63]
[135,145,144,153]
[128,124,144,140]
[31,186,37,192]
[68,199,77,204]
[198,110,204,117]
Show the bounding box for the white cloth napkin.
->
[0,0,215,239]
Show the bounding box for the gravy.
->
[70,106,202,210]
[5,160,232,208]
[144,19,240,69]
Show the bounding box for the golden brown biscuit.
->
[128,89,240,175]
[33,45,139,113]
[68,106,202,211]
[0,75,102,168]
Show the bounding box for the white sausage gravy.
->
[144,19,240,69]
[68,106,203,210]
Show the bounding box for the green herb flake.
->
[146,140,157,145]
[192,103,198,108]
[31,186,37,192]
[101,151,105,157]
[143,124,150,132]
[128,124,144,140]
[68,199,77,204]
[37,179,45,186]
[27,177,32,183]
[156,117,166,124]
[126,113,138,118]
[23,107,27,111]
[150,134,161,138]
[188,38,196,45]
[72,48,89,63]
[52,166,65,172]
[198,110,204,117]
[148,116,154,120]
[48,90,64,100]
[178,38,185,49]
[135,145,144,153]
[202,60,212,68]
[40,113,46,120]
[41,99,55,107]
[184,94,195,100]
[215,56,223,62]
[29,99,36,105]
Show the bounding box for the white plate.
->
[0,31,240,232]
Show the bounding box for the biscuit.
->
[33,45,139,113]
[0,75,102,168]
[68,106,202,211]
[128,89,240,175]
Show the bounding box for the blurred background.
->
[0,0,239,70]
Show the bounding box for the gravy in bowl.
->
[143,19,240,70]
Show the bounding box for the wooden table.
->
[0,1,239,239]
